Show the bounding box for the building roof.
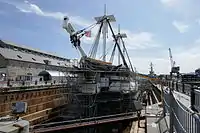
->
[0,40,67,60]
[0,39,74,67]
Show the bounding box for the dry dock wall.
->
[0,85,71,125]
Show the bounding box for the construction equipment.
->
[168,48,180,78]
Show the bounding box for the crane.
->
[169,48,175,69]
[168,48,180,78]
[62,16,91,57]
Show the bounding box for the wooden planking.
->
[0,87,71,125]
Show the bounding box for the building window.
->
[43,60,51,65]
[0,44,4,48]
[13,48,18,51]
[32,58,36,61]
[17,55,22,59]
[26,73,32,81]
[0,73,6,81]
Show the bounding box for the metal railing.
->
[194,89,200,111]
[0,80,69,92]
[165,80,200,113]
[163,89,200,133]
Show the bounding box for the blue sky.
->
[0,0,200,74]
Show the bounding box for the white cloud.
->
[130,56,170,74]
[160,0,200,20]
[122,31,159,50]
[127,37,200,74]
[2,0,168,73]
[172,20,189,33]
[7,0,159,51]
[196,19,200,25]
[130,42,200,74]
[2,0,92,27]
[160,0,180,7]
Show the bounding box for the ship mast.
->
[115,24,127,65]
[118,24,120,65]
[102,4,107,62]
[63,6,132,70]
[93,4,116,62]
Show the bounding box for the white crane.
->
[168,48,180,77]
[169,48,175,69]
[62,16,87,57]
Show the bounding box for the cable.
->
[120,37,134,72]
[106,19,129,69]
[99,42,115,60]
[82,23,97,31]
[89,23,103,58]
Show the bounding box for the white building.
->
[0,39,77,82]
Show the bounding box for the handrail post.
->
[172,81,174,91]
[191,85,196,111]
[182,83,185,93]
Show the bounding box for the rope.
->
[81,23,97,32]
[99,43,115,60]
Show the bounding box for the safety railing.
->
[163,90,200,133]
[166,81,191,95]
[0,80,69,92]
[164,80,200,113]
[194,89,200,112]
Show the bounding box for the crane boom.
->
[62,16,87,57]
[168,48,174,69]
[168,48,180,78]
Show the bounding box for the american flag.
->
[85,30,91,37]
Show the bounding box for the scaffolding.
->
[60,66,137,122]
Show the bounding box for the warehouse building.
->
[0,39,77,82]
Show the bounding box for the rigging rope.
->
[99,42,115,60]
[89,23,103,58]
[120,37,134,72]
[82,23,97,31]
